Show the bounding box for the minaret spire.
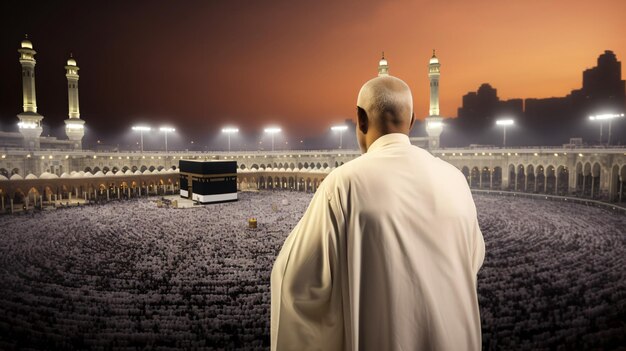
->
[425,50,443,149]
[378,51,389,76]
[428,49,441,116]
[17,35,44,149]
[64,53,85,149]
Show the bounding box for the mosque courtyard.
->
[0,191,624,350]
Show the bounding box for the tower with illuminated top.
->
[425,50,443,149]
[378,52,389,76]
[17,35,44,149]
[64,54,85,149]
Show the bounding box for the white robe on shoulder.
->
[271,133,485,351]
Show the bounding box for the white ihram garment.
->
[271,133,485,351]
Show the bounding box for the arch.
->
[290,162,295,169]
[516,164,526,192]
[579,162,592,196]
[140,165,148,172]
[591,163,602,198]
[259,176,266,189]
[281,177,288,189]
[131,166,138,172]
[13,188,25,204]
[275,177,281,189]
[535,165,545,193]
[316,162,322,169]
[121,166,129,172]
[507,164,515,191]
[251,164,260,170]
[618,165,626,202]
[157,165,165,171]
[93,166,101,173]
[278,163,284,169]
[525,165,535,193]
[148,165,156,172]
[545,165,556,194]
[322,162,328,169]
[102,166,110,174]
[334,161,339,168]
[556,165,569,195]
[0,168,8,178]
[470,167,480,188]
[492,166,502,190]
[461,166,470,185]
[26,187,40,206]
[297,162,303,169]
[11,168,20,176]
[240,164,246,170]
[170,165,177,170]
[303,162,309,169]
[609,165,619,202]
[480,167,490,189]
[43,186,54,200]
[84,167,92,173]
[112,166,119,173]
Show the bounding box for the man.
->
[271,76,485,351]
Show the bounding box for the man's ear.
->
[357,106,368,134]
[409,113,415,130]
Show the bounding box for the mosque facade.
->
[0,47,625,210]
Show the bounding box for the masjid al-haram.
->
[1,2,626,348]
[0,191,624,350]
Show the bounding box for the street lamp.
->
[159,127,175,152]
[264,127,281,151]
[131,125,151,152]
[221,127,239,152]
[589,113,624,145]
[496,119,514,147]
[331,125,348,149]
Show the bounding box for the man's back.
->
[271,133,485,351]
[331,133,484,350]
[272,75,484,350]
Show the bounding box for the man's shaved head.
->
[355,76,415,152]
[357,76,413,123]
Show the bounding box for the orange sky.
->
[1,0,625,140]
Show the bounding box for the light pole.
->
[589,113,624,145]
[159,127,175,152]
[132,126,151,152]
[264,127,281,151]
[331,125,348,149]
[496,119,514,147]
[221,127,239,152]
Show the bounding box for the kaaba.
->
[179,160,237,204]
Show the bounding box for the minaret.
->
[64,54,85,149]
[378,52,389,76]
[428,49,440,116]
[17,35,44,149]
[425,50,443,149]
